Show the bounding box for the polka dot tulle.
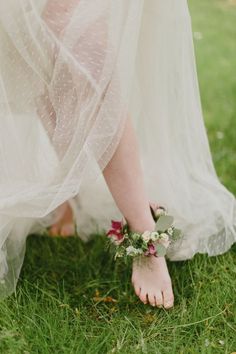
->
[0,0,235,298]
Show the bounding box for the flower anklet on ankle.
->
[106,205,182,260]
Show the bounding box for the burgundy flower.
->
[107,220,125,244]
[111,220,123,231]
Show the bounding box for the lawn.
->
[0,1,236,353]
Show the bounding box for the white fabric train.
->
[0,0,235,298]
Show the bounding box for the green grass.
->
[191,0,236,194]
[0,1,236,353]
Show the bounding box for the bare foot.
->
[49,202,75,237]
[129,203,174,309]
[132,255,174,309]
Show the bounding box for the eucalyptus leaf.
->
[172,228,182,240]
[155,215,174,232]
[155,243,167,257]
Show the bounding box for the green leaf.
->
[155,215,174,232]
[172,228,182,240]
[141,243,148,251]
[131,232,140,241]
[155,244,167,257]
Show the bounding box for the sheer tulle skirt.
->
[0,0,235,298]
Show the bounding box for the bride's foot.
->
[126,215,174,309]
[132,255,174,308]
[49,202,75,237]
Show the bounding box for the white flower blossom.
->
[126,246,142,256]
[142,231,151,242]
[115,251,123,259]
[150,232,160,241]
[155,208,166,217]
[167,228,173,235]
[160,233,169,241]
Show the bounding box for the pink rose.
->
[144,243,157,256]
[148,243,157,255]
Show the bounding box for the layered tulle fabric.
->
[0,0,235,298]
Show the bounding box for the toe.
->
[49,225,59,237]
[154,291,163,308]
[148,293,156,307]
[139,290,148,304]
[133,284,141,297]
[163,288,174,309]
[60,224,75,237]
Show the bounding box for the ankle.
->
[127,217,155,234]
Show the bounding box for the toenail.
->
[165,302,173,308]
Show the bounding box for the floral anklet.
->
[106,205,182,260]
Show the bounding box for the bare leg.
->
[103,116,174,308]
[42,1,79,238]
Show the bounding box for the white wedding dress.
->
[0,0,235,298]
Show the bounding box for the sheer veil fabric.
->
[0,0,235,298]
